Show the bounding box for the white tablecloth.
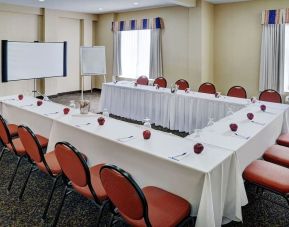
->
[0,95,249,227]
[186,102,289,171]
[1,96,288,227]
[100,82,247,133]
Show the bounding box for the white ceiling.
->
[0,0,252,14]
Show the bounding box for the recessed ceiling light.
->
[98,7,103,10]
[133,2,139,5]
[38,0,45,2]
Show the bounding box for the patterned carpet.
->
[0,91,288,226]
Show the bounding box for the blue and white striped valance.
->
[112,17,164,31]
[261,9,289,24]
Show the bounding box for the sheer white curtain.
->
[113,29,163,79]
[259,24,285,93]
[119,30,151,78]
[149,29,163,79]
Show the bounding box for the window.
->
[120,30,151,78]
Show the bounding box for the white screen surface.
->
[80,46,106,75]
[4,42,66,81]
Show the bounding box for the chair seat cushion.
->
[8,124,18,137]
[35,134,48,148]
[72,164,107,202]
[243,160,289,194]
[277,133,289,147]
[36,151,62,176]
[263,145,289,168]
[6,138,26,156]
[121,186,191,227]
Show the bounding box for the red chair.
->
[153,77,167,88]
[53,142,108,226]
[259,89,282,103]
[198,82,216,94]
[227,86,247,99]
[263,144,289,168]
[100,164,194,227]
[175,79,189,90]
[17,125,62,220]
[277,133,289,147]
[136,76,149,85]
[243,160,289,207]
[0,115,48,193]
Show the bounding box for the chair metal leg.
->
[108,213,114,227]
[96,200,109,227]
[18,164,33,200]
[42,176,59,221]
[7,156,23,193]
[52,186,68,227]
[0,147,6,162]
[178,216,195,227]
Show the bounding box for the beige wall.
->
[0,5,41,96]
[95,6,194,89]
[95,1,214,91]
[2,0,289,98]
[0,4,97,97]
[214,0,289,97]
[95,0,289,97]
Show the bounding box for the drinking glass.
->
[103,108,110,118]
[112,76,117,83]
[207,118,214,127]
[143,117,151,128]
[194,129,201,138]
[226,106,234,116]
[69,100,76,109]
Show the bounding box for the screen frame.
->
[1,40,67,83]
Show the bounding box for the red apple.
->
[18,94,23,100]
[229,123,238,132]
[63,107,70,115]
[143,130,151,140]
[98,117,105,125]
[260,104,266,112]
[37,100,43,106]
[194,143,204,154]
[247,113,254,120]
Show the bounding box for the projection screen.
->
[2,40,67,82]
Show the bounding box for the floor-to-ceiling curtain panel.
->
[149,29,163,79]
[259,9,286,93]
[113,31,122,77]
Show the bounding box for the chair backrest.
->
[55,142,89,187]
[198,82,216,94]
[227,86,247,99]
[259,89,282,103]
[100,164,151,226]
[18,125,44,163]
[136,76,149,85]
[54,142,99,202]
[0,115,12,145]
[153,77,167,88]
[175,79,189,90]
[17,125,55,175]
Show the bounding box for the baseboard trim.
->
[48,88,101,98]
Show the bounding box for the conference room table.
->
[0,95,288,227]
[100,81,248,133]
